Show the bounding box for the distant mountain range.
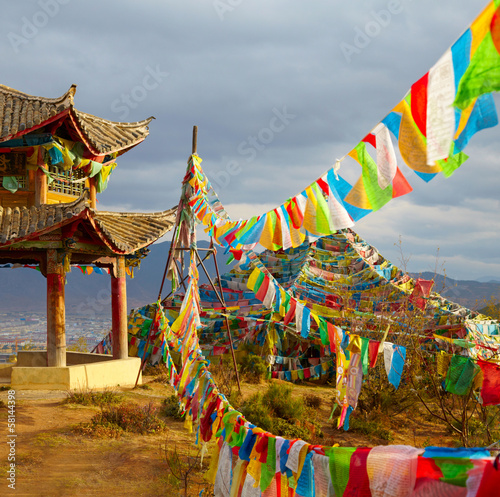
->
[0,241,232,316]
[0,242,498,316]
[409,272,500,313]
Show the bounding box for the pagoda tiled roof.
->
[0,84,153,156]
[0,192,176,254]
[90,209,177,253]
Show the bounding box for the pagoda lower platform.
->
[10,351,142,390]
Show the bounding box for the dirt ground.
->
[0,382,203,497]
[0,378,454,497]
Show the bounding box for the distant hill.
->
[0,245,498,315]
[410,272,500,311]
[476,276,500,283]
[477,303,500,320]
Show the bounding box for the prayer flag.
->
[478,360,500,405]
[455,2,500,109]
[383,342,406,389]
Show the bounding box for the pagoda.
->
[0,84,175,387]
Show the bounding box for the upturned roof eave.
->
[0,84,154,156]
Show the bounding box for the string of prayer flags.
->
[179,4,500,256]
[244,252,326,341]
[188,153,356,252]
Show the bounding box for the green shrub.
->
[272,418,310,440]
[238,354,268,383]
[304,393,322,409]
[239,383,318,441]
[240,393,274,432]
[263,383,304,421]
[349,416,393,441]
[228,389,242,408]
[162,395,184,420]
[65,387,122,407]
[143,363,167,376]
[74,402,165,437]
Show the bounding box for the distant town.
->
[0,312,111,363]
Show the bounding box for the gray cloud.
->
[1,0,498,280]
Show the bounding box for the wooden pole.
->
[157,219,180,301]
[194,249,241,393]
[210,242,242,393]
[192,125,198,154]
[46,249,66,367]
[161,251,213,303]
[111,256,128,359]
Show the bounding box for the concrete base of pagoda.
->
[10,351,142,390]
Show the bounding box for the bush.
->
[263,383,304,421]
[143,363,170,383]
[272,418,311,440]
[163,395,184,420]
[65,387,122,407]
[210,356,237,399]
[239,383,316,442]
[349,416,393,442]
[74,402,166,438]
[304,393,322,409]
[239,394,274,432]
[238,353,268,383]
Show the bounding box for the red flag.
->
[478,360,500,406]
[368,340,380,368]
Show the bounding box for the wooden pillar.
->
[46,249,66,367]
[111,255,128,359]
[35,167,47,206]
[89,177,97,209]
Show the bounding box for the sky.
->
[2,0,499,282]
